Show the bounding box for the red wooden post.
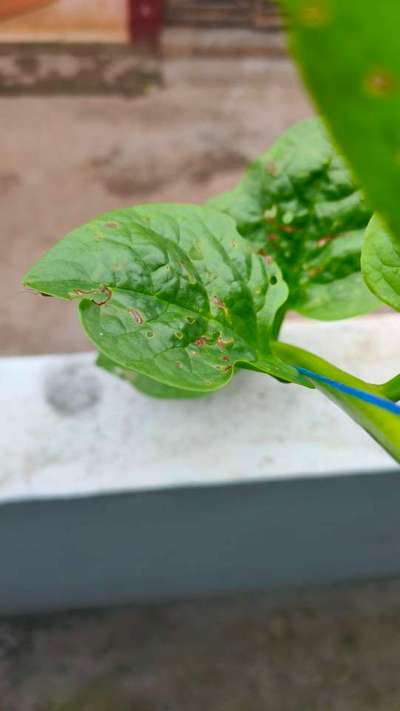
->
[127,0,164,47]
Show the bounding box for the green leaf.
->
[210,118,377,320]
[280,0,400,245]
[296,230,380,319]
[23,203,305,392]
[362,213,400,311]
[96,352,206,399]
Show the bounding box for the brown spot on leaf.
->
[308,266,324,278]
[217,335,234,348]
[73,288,92,297]
[299,0,330,27]
[195,336,208,347]
[364,68,396,97]
[93,286,112,306]
[129,308,144,325]
[280,225,296,234]
[212,296,229,318]
[317,234,334,247]
[72,286,111,304]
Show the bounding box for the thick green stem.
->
[382,375,400,403]
[273,341,400,464]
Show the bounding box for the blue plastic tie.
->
[297,366,400,416]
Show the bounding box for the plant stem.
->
[382,374,400,402]
[273,340,400,463]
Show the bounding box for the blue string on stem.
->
[297,367,400,416]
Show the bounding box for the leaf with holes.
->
[210,118,379,320]
[23,204,306,393]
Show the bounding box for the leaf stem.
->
[382,374,400,403]
[273,340,400,463]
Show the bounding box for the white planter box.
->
[1,315,399,613]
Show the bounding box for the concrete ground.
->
[2,56,400,710]
[3,581,400,711]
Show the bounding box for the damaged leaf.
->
[23,203,304,393]
[210,118,379,320]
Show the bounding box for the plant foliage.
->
[23,1,400,462]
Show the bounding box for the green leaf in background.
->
[210,118,378,320]
[362,214,400,311]
[96,352,206,399]
[23,204,305,392]
[296,230,379,319]
[280,0,400,244]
